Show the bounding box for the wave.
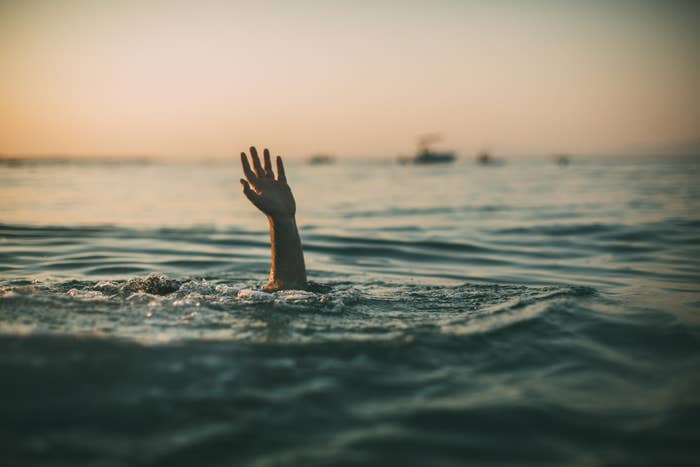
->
[2,221,697,291]
[0,273,593,344]
[1,283,698,467]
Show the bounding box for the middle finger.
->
[250,146,264,177]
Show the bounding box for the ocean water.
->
[1,156,699,466]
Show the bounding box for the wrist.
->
[268,214,296,227]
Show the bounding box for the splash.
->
[0,274,592,344]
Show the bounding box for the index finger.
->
[240,152,256,183]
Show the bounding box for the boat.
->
[400,133,456,165]
[476,149,505,166]
[413,150,456,164]
[553,153,571,166]
[307,154,335,165]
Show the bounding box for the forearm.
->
[265,215,307,291]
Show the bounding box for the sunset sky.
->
[1,0,698,159]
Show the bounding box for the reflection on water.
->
[1,156,699,466]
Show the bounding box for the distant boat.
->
[553,153,571,166]
[412,150,455,164]
[307,154,335,165]
[399,133,456,165]
[476,150,504,166]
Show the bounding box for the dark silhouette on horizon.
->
[476,149,505,166]
[307,154,336,165]
[399,133,456,165]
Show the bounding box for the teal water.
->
[1,157,699,466]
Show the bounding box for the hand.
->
[238,146,307,290]
[240,146,296,219]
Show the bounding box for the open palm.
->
[240,146,296,218]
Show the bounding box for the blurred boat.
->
[553,153,571,166]
[476,150,505,166]
[399,133,456,165]
[307,154,336,165]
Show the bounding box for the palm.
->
[240,147,296,218]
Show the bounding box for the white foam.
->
[236,289,275,302]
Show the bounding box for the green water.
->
[1,156,699,466]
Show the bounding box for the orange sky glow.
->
[1,0,698,159]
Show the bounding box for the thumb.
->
[240,179,254,198]
[240,179,263,208]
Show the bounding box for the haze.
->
[1,0,698,159]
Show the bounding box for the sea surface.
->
[1,156,699,466]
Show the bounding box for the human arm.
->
[240,146,307,291]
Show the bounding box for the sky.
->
[1,0,698,159]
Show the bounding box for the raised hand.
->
[239,146,306,290]
[240,147,295,219]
